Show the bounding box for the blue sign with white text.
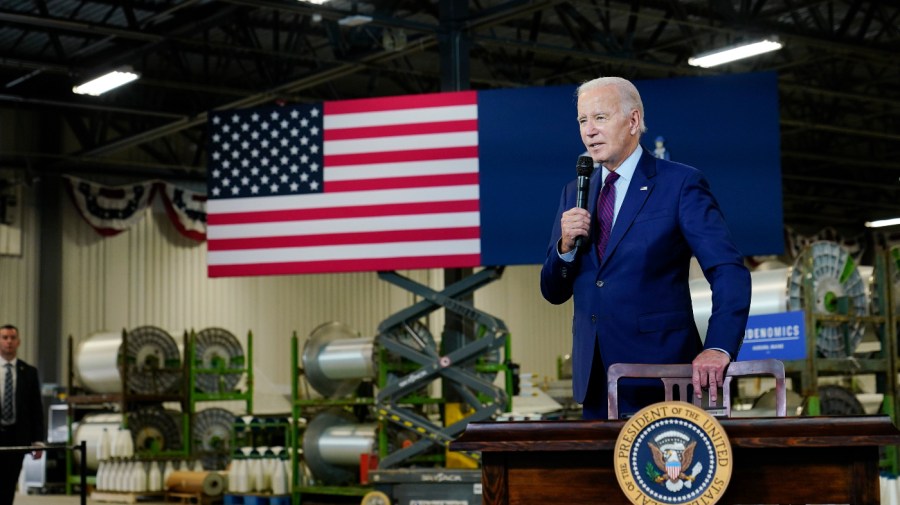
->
[737,311,806,361]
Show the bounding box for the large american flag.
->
[206,91,480,277]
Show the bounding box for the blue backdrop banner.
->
[479,71,783,266]
[206,72,782,276]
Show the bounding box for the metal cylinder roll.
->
[317,424,377,465]
[691,241,869,358]
[691,268,790,340]
[75,326,182,394]
[194,328,245,393]
[302,409,376,485]
[192,408,235,470]
[302,322,375,397]
[72,413,121,470]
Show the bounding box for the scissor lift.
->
[374,266,512,469]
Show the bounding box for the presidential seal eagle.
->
[649,434,702,492]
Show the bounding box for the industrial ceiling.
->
[1,0,898,237]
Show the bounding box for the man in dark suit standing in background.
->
[541,77,751,419]
[0,324,44,505]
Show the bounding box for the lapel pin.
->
[640,186,648,191]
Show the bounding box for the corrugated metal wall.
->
[476,265,573,383]
[0,179,574,409]
[57,196,572,411]
[0,181,40,363]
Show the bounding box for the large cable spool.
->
[800,385,866,416]
[691,241,868,358]
[75,326,182,394]
[192,407,235,470]
[302,409,376,485]
[128,406,184,454]
[194,328,245,394]
[788,241,868,357]
[302,322,375,397]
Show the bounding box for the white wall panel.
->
[475,265,573,384]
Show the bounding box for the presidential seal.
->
[614,401,732,505]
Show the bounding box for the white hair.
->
[576,76,647,134]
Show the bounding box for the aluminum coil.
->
[75,326,182,394]
[302,322,375,397]
[302,409,376,485]
[691,268,790,340]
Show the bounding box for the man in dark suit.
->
[0,324,44,505]
[541,77,751,420]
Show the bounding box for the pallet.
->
[90,491,166,504]
[164,491,223,505]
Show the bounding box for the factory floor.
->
[16,496,78,505]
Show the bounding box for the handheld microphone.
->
[574,156,594,248]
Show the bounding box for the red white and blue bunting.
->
[159,184,207,242]
[64,176,207,241]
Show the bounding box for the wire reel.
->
[800,385,866,416]
[194,327,245,393]
[123,325,183,394]
[788,241,868,358]
[192,407,235,470]
[76,326,182,394]
[127,405,183,453]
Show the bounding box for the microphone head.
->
[576,156,594,177]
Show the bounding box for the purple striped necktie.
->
[596,171,620,262]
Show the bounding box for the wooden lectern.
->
[451,415,900,504]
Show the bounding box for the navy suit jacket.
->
[540,148,751,416]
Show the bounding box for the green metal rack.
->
[782,246,899,471]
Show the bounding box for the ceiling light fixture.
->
[864,217,900,228]
[688,38,783,68]
[73,68,140,96]
[338,14,373,27]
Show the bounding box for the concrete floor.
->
[15,496,88,505]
